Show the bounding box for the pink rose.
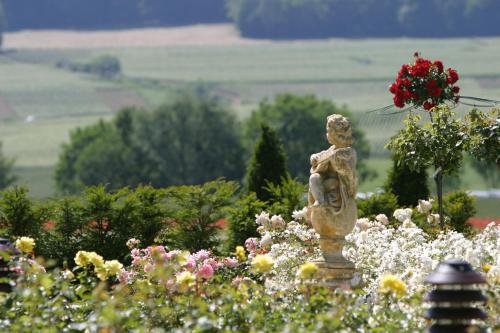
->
[194,249,210,261]
[197,263,214,279]
[224,257,238,268]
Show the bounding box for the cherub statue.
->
[308,114,357,210]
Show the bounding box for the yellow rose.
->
[74,251,91,267]
[483,264,491,273]
[176,271,195,292]
[251,254,274,273]
[298,262,318,280]
[95,266,108,281]
[87,252,104,268]
[379,274,407,298]
[15,237,35,253]
[104,260,123,277]
[235,246,246,262]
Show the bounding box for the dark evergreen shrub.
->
[246,124,288,202]
[384,154,430,207]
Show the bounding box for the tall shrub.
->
[246,124,288,202]
[225,192,265,252]
[384,154,430,207]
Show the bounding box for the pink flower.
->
[204,258,220,270]
[245,238,258,253]
[144,263,153,273]
[131,257,142,266]
[118,270,137,284]
[224,257,238,268]
[131,248,141,258]
[194,249,210,261]
[164,250,180,260]
[197,263,214,279]
[185,257,196,271]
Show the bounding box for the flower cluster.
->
[389,52,460,110]
[123,245,240,292]
[74,251,123,281]
[245,209,321,290]
[345,218,500,295]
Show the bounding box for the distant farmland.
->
[1,25,499,207]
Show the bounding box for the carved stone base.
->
[313,258,356,288]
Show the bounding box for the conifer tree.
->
[0,142,16,189]
[384,154,429,207]
[246,123,288,201]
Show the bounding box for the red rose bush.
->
[389,53,460,110]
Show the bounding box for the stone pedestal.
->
[310,204,356,288]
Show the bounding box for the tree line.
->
[54,92,372,194]
[1,0,499,39]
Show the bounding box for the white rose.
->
[375,214,389,225]
[417,199,433,214]
[260,233,273,247]
[393,208,413,222]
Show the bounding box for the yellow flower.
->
[483,264,492,273]
[95,266,108,281]
[87,252,104,268]
[235,246,246,262]
[176,251,189,265]
[379,274,407,298]
[104,260,123,277]
[15,237,35,253]
[74,251,91,267]
[176,271,195,292]
[251,254,274,273]
[298,262,318,280]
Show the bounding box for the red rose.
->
[447,68,459,84]
[401,78,411,87]
[393,95,405,108]
[426,80,442,97]
[389,83,398,94]
[423,101,435,110]
[433,60,444,72]
[411,58,431,77]
[399,64,410,76]
[452,86,460,94]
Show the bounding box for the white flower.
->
[356,218,371,231]
[393,208,413,222]
[427,214,440,225]
[255,211,270,226]
[292,207,308,221]
[417,199,433,214]
[375,214,389,225]
[126,238,141,249]
[270,215,286,230]
[401,219,416,229]
[259,233,273,247]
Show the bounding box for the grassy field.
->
[0,30,498,218]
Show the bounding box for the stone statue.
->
[307,114,358,287]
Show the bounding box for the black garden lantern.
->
[0,238,19,293]
[424,259,488,333]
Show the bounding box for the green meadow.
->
[0,37,499,216]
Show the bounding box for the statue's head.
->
[326,114,353,147]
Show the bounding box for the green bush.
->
[69,55,121,79]
[357,192,398,222]
[265,176,307,221]
[156,180,238,253]
[384,154,429,207]
[225,192,266,252]
[441,191,476,235]
[246,123,288,202]
[0,187,46,239]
